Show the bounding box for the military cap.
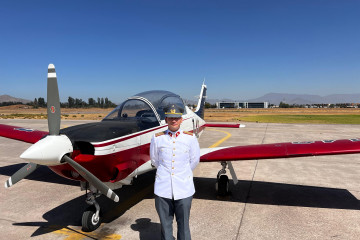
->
[164,104,183,118]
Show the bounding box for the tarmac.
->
[1,119,360,240]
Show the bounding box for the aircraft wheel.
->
[216,175,229,196]
[82,206,101,232]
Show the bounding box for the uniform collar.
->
[167,129,181,138]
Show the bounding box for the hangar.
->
[216,101,269,109]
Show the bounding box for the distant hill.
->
[0,95,31,104]
[247,93,360,105]
[3,93,360,106]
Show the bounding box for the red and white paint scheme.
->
[2,64,360,231]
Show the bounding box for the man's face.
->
[165,117,183,132]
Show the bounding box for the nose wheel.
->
[82,205,101,232]
[82,187,102,232]
[216,162,230,196]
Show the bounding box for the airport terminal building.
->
[216,101,269,109]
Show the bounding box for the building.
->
[216,102,239,108]
[216,101,269,109]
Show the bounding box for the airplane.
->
[2,64,360,232]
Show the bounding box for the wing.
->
[0,124,48,144]
[200,138,360,162]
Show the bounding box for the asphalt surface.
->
[1,119,360,240]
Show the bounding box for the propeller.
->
[47,64,61,135]
[5,64,120,202]
[61,155,119,202]
[5,163,38,188]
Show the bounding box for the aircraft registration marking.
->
[14,128,34,132]
[292,141,315,144]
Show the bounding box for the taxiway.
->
[1,119,360,239]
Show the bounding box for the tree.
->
[75,98,85,108]
[38,97,46,107]
[68,97,75,108]
[279,101,290,108]
[33,98,38,108]
[88,98,95,107]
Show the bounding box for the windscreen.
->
[103,99,159,129]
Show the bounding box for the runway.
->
[1,119,360,239]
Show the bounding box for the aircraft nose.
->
[20,135,73,166]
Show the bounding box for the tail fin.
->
[194,82,207,119]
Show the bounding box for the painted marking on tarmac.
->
[207,129,231,148]
[52,226,121,239]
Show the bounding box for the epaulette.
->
[183,131,193,136]
[155,131,166,137]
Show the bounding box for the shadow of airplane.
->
[11,173,360,239]
[194,177,360,210]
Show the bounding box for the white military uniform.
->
[150,129,200,200]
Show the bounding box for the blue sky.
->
[0,0,359,103]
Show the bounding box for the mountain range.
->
[246,93,360,105]
[196,93,360,105]
[2,93,360,106]
[0,95,31,104]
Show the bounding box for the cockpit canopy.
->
[103,90,186,127]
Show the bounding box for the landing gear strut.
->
[216,162,230,196]
[82,185,102,232]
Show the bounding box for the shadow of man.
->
[131,218,161,240]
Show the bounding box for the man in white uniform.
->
[150,104,200,240]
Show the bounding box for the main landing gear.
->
[216,162,230,196]
[81,184,102,232]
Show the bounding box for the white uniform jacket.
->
[150,129,200,200]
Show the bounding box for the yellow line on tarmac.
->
[53,227,121,240]
[207,129,232,148]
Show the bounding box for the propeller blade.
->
[47,64,61,135]
[62,155,119,202]
[5,163,39,188]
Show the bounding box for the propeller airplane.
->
[2,64,360,232]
